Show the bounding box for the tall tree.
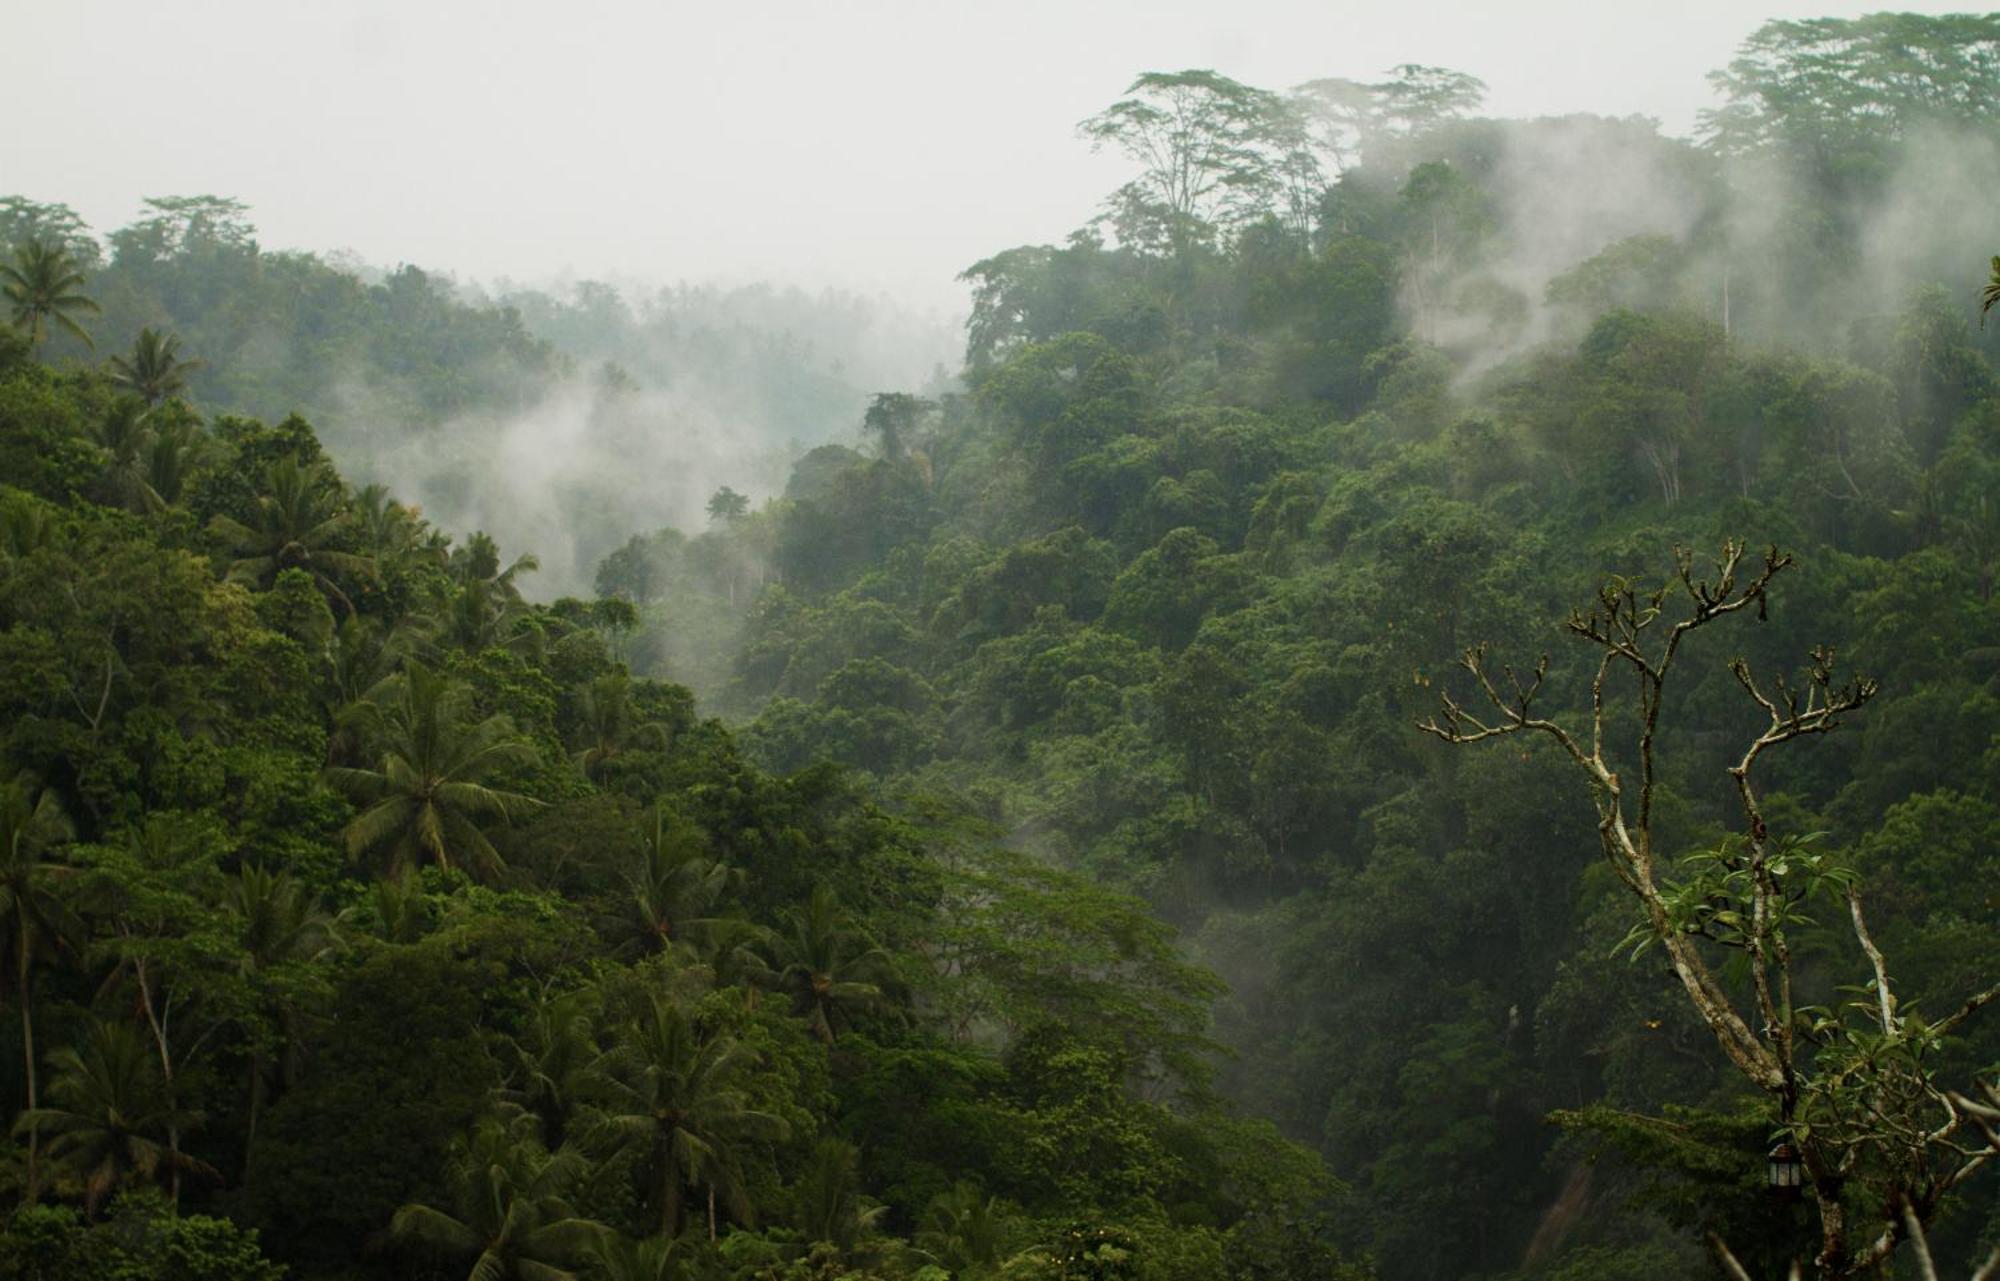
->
[75,821,246,1211]
[326,662,542,880]
[14,1019,214,1217]
[706,486,750,523]
[109,328,203,405]
[614,806,738,958]
[1293,63,1487,174]
[861,393,934,462]
[110,195,256,263]
[0,773,76,1196]
[2,241,100,349]
[209,456,375,614]
[1079,70,1301,254]
[1702,14,2000,164]
[1423,543,1999,1277]
[762,885,894,1044]
[583,993,788,1238]
[0,197,97,263]
[390,1115,605,1281]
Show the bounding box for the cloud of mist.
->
[1417,115,1714,368]
[1408,110,2000,378]
[1854,124,2000,317]
[311,277,962,600]
[324,373,794,599]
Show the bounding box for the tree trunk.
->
[243,1050,265,1182]
[133,958,181,1211]
[708,1183,718,1242]
[19,943,38,1199]
[662,1161,682,1237]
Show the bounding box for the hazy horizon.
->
[9,0,1979,313]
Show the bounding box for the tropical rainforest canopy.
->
[0,11,1997,1281]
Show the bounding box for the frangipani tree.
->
[1422,542,1999,1278]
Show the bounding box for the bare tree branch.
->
[1422,542,2000,1278]
[1848,889,1898,1033]
[1902,1199,1942,1281]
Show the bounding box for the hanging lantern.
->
[1767,1141,1804,1198]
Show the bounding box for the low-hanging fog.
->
[8,1,1982,600]
[326,278,962,596]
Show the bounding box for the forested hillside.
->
[607,14,2000,1279]
[0,328,1334,1279]
[0,193,954,594]
[2,11,1998,1281]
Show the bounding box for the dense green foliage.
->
[0,193,952,595]
[0,315,1335,1280]
[606,14,2000,1279]
[4,11,2000,1281]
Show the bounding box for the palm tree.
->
[441,533,542,656]
[570,673,671,782]
[583,993,788,1239]
[762,886,896,1043]
[498,986,602,1149]
[142,418,206,509]
[88,399,164,514]
[613,807,739,959]
[591,1233,685,1281]
[1983,254,2000,326]
[230,864,336,973]
[325,662,543,879]
[0,489,59,558]
[443,578,539,657]
[390,1115,605,1281]
[335,869,434,944]
[108,328,203,404]
[0,773,76,1196]
[226,864,338,1171]
[209,456,375,615]
[453,531,539,603]
[351,483,439,567]
[321,615,431,765]
[1,241,100,349]
[13,1019,214,1216]
[327,614,402,703]
[916,1181,1014,1273]
[791,1137,887,1250]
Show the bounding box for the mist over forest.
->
[0,203,960,594]
[1,10,1999,1281]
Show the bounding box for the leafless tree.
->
[1420,540,1999,1278]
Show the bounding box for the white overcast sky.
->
[5,1,1973,312]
